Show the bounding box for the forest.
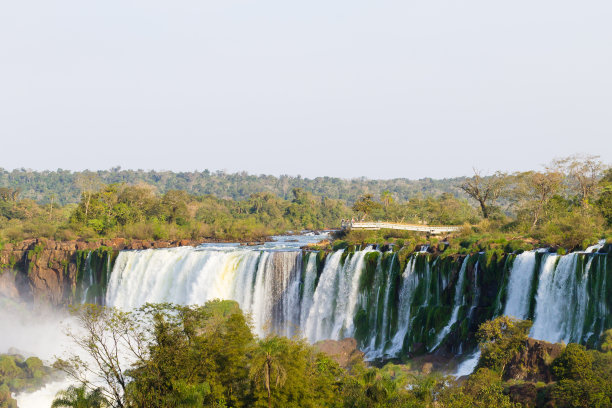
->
[0,155,610,250]
[0,168,463,205]
[2,301,603,408]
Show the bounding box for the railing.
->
[340,220,461,234]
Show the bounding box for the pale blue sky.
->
[1,1,610,178]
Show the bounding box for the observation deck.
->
[340,220,461,235]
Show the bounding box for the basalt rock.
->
[314,337,364,369]
[0,238,206,307]
[503,338,564,383]
[506,383,538,408]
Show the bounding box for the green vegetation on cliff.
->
[0,186,350,242]
[1,155,610,249]
[0,353,54,408]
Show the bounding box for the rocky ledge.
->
[0,238,209,307]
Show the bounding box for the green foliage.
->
[601,329,612,353]
[440,368,520,408]
[476,316,532,373]
[549,345,612,408]
[0,354,53,407]
[126,301,254,407]
[58,301,570,408]
[0,183,352,242]
[552,344,594,381]
[51,385,108,408]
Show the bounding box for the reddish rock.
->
[503,338,564,382]
[0,237,214,306]
[314,338,364,369]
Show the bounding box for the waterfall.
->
[299,253,318,329]
[530,251,609,344]
[503,251,537,319]
[386,255,419,356]
[102,240,610,358]
[106,247,302,337]
[468,261,480,320]
[432,255,469,350]
[303,247,374,342]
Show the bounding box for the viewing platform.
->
[341,220,462,235]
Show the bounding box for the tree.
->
[53,305,148,408]
[249,337,288,408]
[441,368,520,408]
[459,170,509,218]
[601,329,612,353]
[0,188,20,202]
[514,171,564,229]
[476,316,532,374]
[74,172,102,222]
[549,344,612,408]
[380,191,394,209]
[352,194,382,220]
[552,344,594,381]
[125,301,254,407]
[596,168,612,226]
[551,154,607,207]
[51,385,108,408]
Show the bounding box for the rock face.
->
[314,338,364,369]
[0,238,205,307]
[507,383,538,408]
[503,338,564,383]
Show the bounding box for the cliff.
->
[0,238,203,307]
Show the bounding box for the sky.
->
[0,0,611,179]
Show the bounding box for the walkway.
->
[341,220,461,235]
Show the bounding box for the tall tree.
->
[551,154,607,207]
[352,194,382,220]
[53,305,148,408]
[249,337,288,408]
[459,170,509,218]
[518,171,564,229]
[380,190,394,209]
[74,172,102,222]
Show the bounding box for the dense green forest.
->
[45,302,612,408]
[0,168,464,205]
[0,155,610,248]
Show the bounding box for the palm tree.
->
[51,385,108,408]
[249,337,287,408]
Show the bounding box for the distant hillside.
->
[0,168,467,205]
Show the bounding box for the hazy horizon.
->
[1,1,611,178]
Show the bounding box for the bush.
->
[476,316,532,374]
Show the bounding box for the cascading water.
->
[468,261,480,320]
[503,251,537,319]
[299,253,318,330]
[530,250,610,344]
[386,255,419,357]
[100,236,610,359]
[304,247,375,342]
[433,255,469,350]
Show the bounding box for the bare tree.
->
[54,305,149,408]
[520,171,563,229]
[459,170,509,218]
[75,172,103,221]
[551,154,607,207]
